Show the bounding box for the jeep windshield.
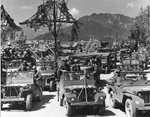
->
[124,74,139,81]
[6,71,34,85]
[64,72,93,81]
[6,60,22,72]
[124,73,147,83]
[36,61,54,71]
[63,71,95,86]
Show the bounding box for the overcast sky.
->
[2,0,150,25]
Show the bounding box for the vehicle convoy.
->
[36,61,56,91]
[71,52,116,74]
[57,67,106,116]
[107,70,150,117]
[1,70,43,111]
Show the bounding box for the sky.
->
[1,0,150,25]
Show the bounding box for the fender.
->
[123,93,145,108]
[65,93,77,103]
[95,92,106,102]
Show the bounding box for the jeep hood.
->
[64,79,95,87]
[65,85,95,90]
[40,71,54,76]
[123,86,150,94]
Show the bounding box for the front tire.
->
[1,103,3,110]
[109,91,117,108]
[125,99,137,117]
[97,101,105,115]
[64,98,73,116]
[105,67,108,74]
[26,94,32,111]
[49,80,55,92]
[37,89,43,101]
[57,88,59,102]
[60,97,63,106]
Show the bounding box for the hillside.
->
[24,13,135,43]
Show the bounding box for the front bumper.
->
[137,105,150,111]
[1,97,25,103]
[71,101,104,106]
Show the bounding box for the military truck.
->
[1,71,43,111]
[57,67,106,116]
[107,71,150,117]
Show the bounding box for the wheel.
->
[1,93,3,109]
[49,80,55,92]
[64,98,73,116]
[60,97,63,106]
[97,101,105,115]
[125,99,137,117]
[57,89,59,102]
[1,103,3,110]
[109,91,117,108]
[26,94,32,111]
[105,67,108,74]
[143,63,147,69]
[37,89,43,101]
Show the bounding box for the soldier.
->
[18,61,28,71]
[33,66,41,80]
[93,58,101,88]
[60,60,71,71]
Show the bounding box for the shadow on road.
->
[69,108,116,117]
[1,94,55,112]
[32,94,55,111]
[137,111,150,117]
[116,106,150,117]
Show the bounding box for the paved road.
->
[1,74,150,117]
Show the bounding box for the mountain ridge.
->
[22,13,135,44]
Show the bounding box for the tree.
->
[129,6,150,50]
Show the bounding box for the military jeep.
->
[36,61,56,91]
[57,67,106,116]
[117,59,143,72]
[1,71,43,111]
[107,71,150,117]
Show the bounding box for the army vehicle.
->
[107,70,150,117]
[1,71,43,111]
[98,48,117,70]
[99,52,114,73]
[117,59,143,72]
[36,61,56,91]
[57,67,106,116]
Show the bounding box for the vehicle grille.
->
[74,88,95,102]
[141,91,150,105]
[4,86,20,97]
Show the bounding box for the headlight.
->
[65,88,71,93]
[72,90,77,94]
[71,98,75,101]
[1,88,5,92]
[100,96,104,100]
[93,89,97,94]
[19,87,24,91]
[137,92,142,97]
[69,97,76,102]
